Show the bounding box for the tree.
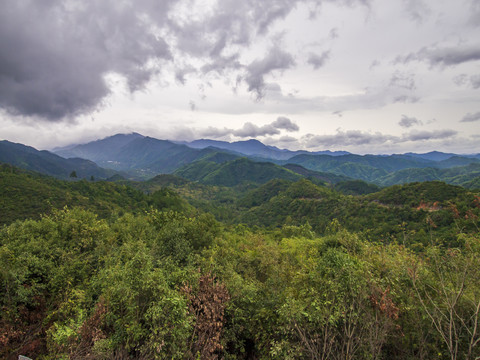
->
[410,235,480,360]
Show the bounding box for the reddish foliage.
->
[69,297,108,360]
[369,287,399,321]
[0,296,48,360]
[182,272,230,360]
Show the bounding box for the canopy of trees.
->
[1,163,480,359]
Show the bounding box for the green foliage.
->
[175,157,302,186]
[2,159,480,359]
[375,163,480,188]
[334,179,381,195]
[0,164,193,225]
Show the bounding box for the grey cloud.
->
[461,112,480,122]
[302,128,457,148]
[200,126,232,138]
[189,100,196,111]
[470,75,480,89]
[304,130,396,148]
[453,74,469,86]
[278,135,298,143]
[452,74,480,89]
[470,0,480,26]
[393,95,420,104]
[389,71,416,90]
[329,28,339,39]
[201,116,299,138]
[244,46,295,99]
[175,66,197,85]
[307,51,330,70]
[403,129,457,141]
[0,0,173,120]
[369,60,380,69]
[271,116,300,131]
[402,0,431,23]
[201,54,242,75]
[398,44,480,67]
[0,0,376,121]
[233,122,281,137]
[399,115,422,128]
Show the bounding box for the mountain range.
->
[1,133,480,188]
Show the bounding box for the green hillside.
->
[376,163,480,188]
[334,179,381,195]
[2,161,480,359]
[0,163,192,225]
[283,163,351,184]
[237,179,479,245]
[0,140,118,180]
[174,157,302,186]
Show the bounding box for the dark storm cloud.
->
[201,116,299,138]
[244,46,296,99]
[399,115,422,128]
[461,112,480,122]
[0,0,370,121]
[0,0,173,120]
[398,44,480,67]
[307,51,330,70]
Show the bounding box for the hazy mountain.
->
[282,163,352,184]
[403,151,458,161]
[403,151,480,162]
[281,153,480,182]
[0,140,118,180]
[54,132,145,161]
[281,154,427,181]
[375,163,480,188]
[435,156,480,168]
[53,134,237,178]
[186,138,349,160]
[46,133,480,184]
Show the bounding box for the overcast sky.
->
[1,0,479,154]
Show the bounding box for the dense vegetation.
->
[3,135,480,188]
[0,164,192,225]
[1,163,480,359]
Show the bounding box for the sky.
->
[1,0,479,154]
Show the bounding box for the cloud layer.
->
[201,116,299,138]
[0,0,370,121]
[1,0,479,155]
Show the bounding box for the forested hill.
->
[0,140,118,180]
[0,163,192,225]
[1,162,480,359]
[173,157,303,186]
[1,140,480,359]
[2,135,480,187]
